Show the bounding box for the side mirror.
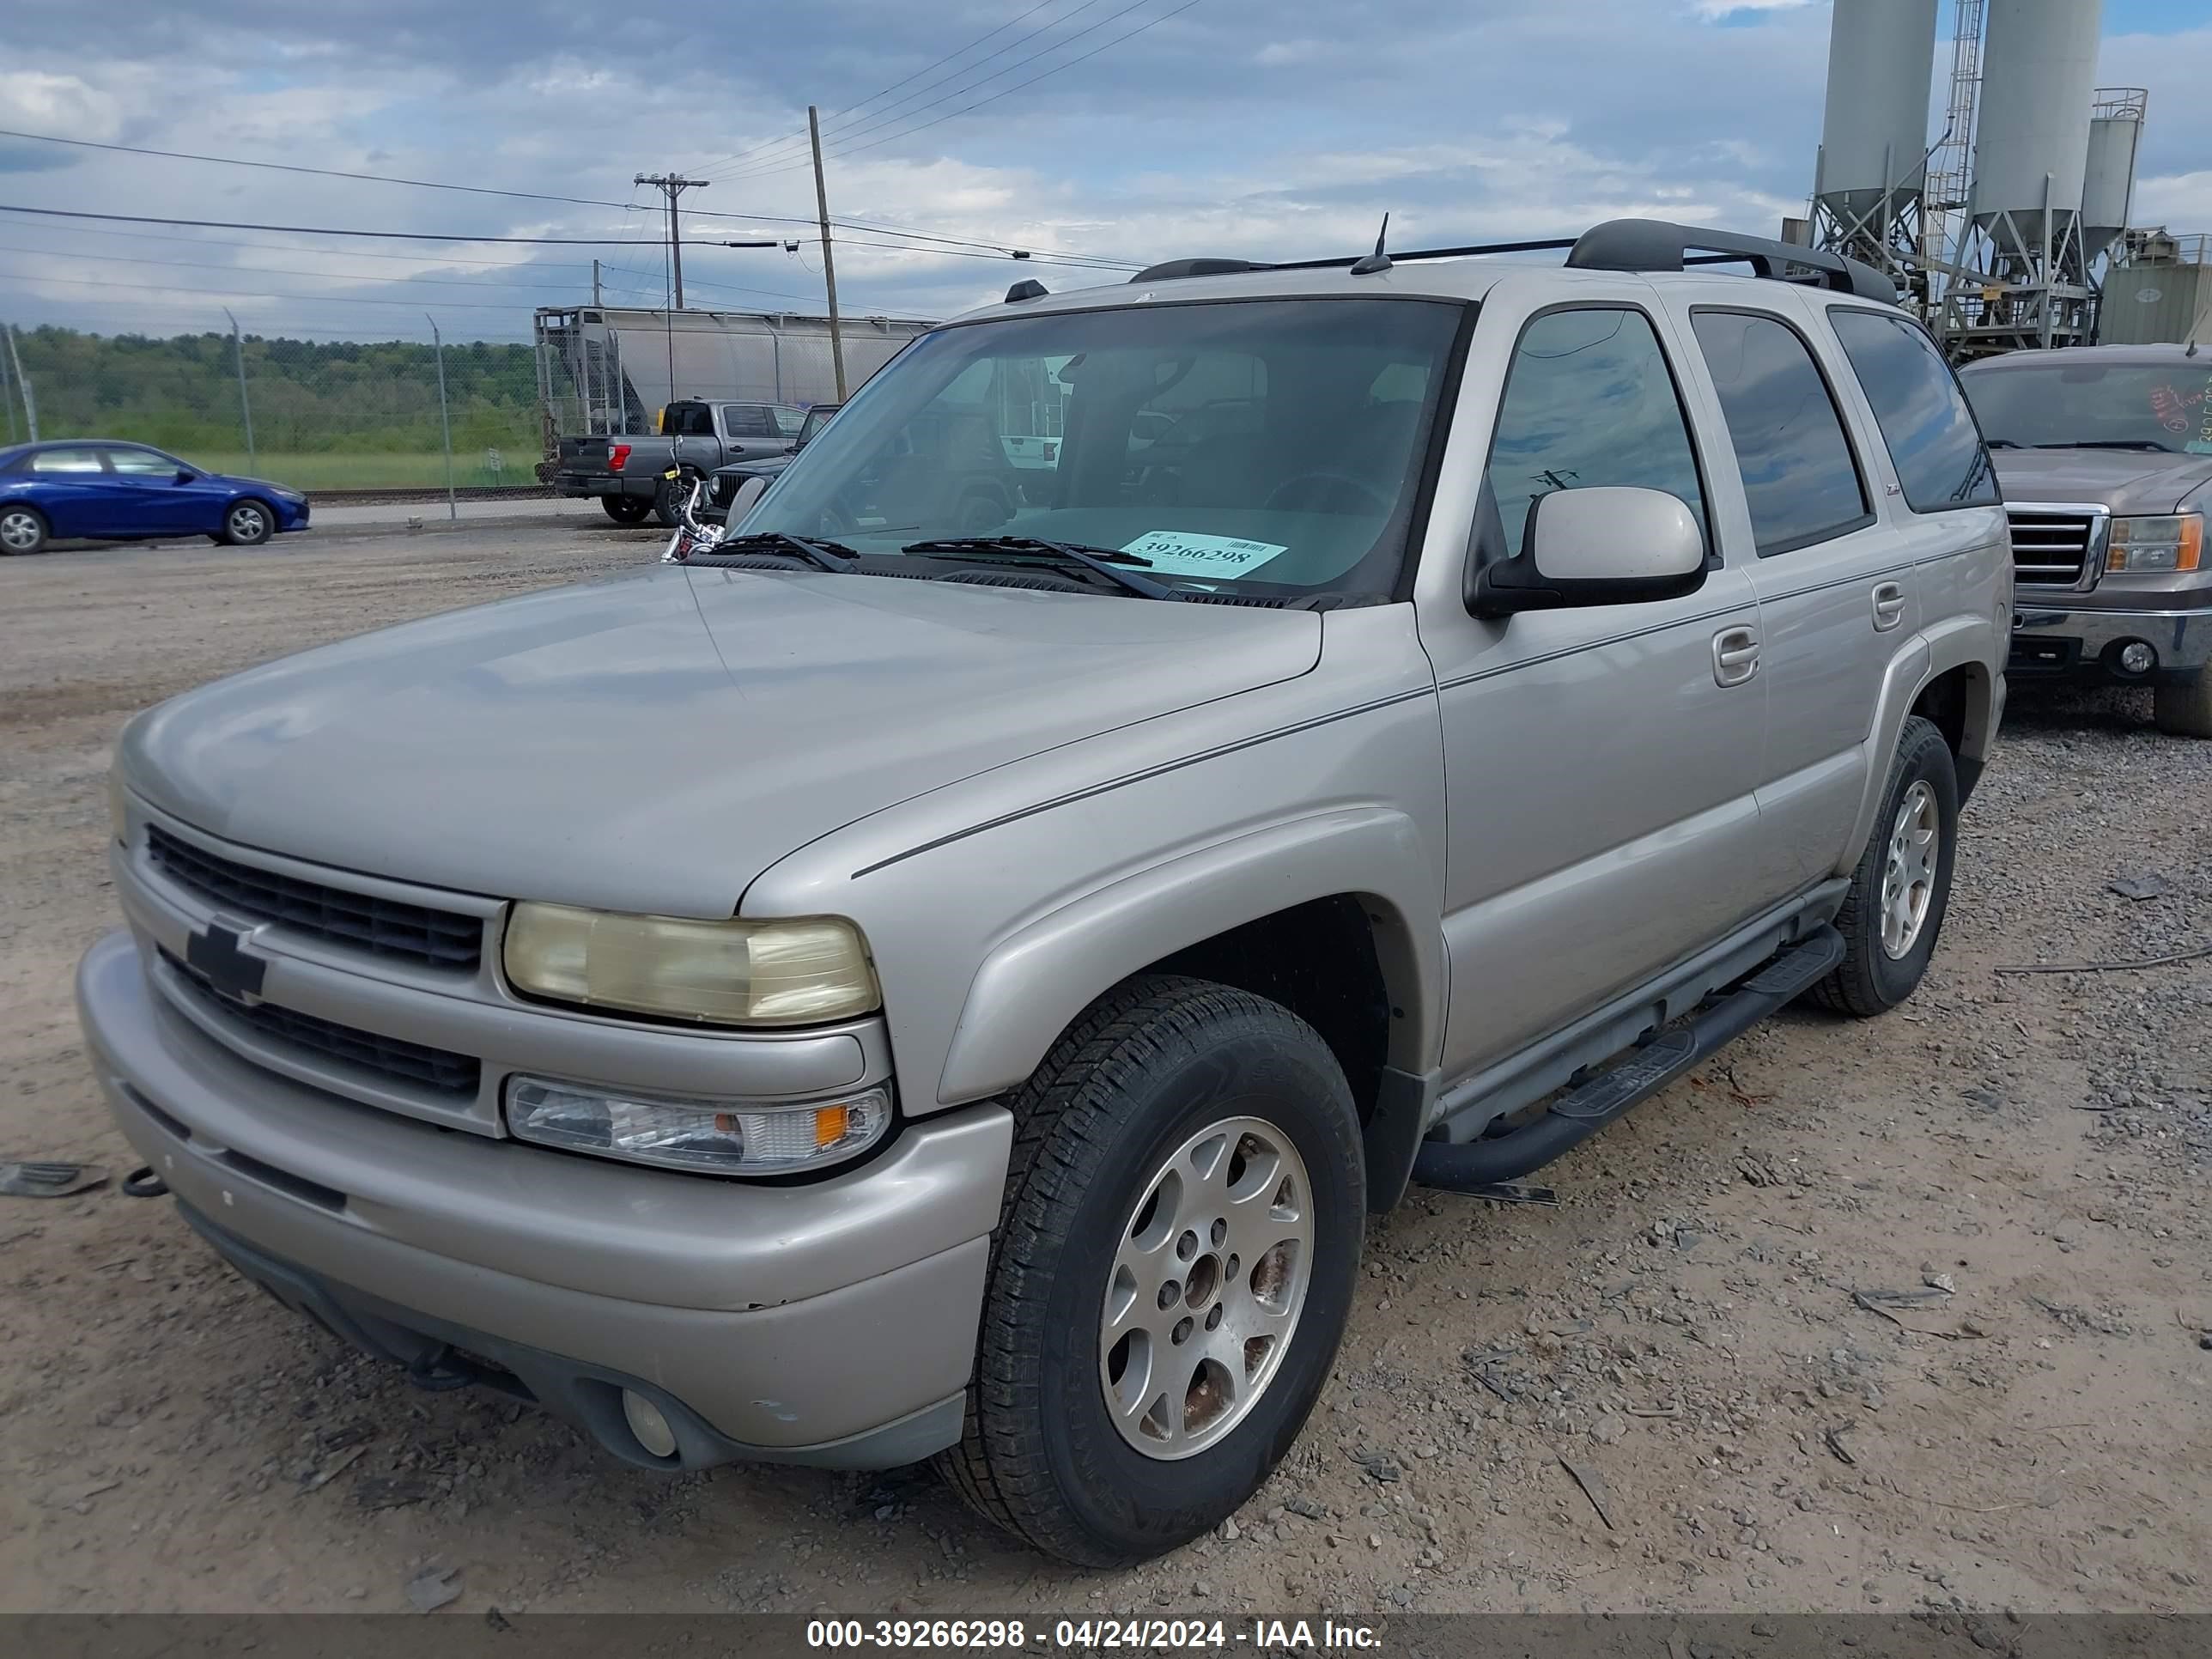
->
[1470,486,1707,618]
[174,468,197,484]
[725,476,769,526]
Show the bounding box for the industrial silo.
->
[2081,89,2147,262]
[1814,0,1939,230]
[1970,0,2104,256]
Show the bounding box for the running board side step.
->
[1412,925,1844,1193]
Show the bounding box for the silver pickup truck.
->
[1955,343,2212,736]
[78,219,2006,1568]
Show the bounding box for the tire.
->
[653,473,696,529]
[221,500,275,547]
[954,488,1010,535]
[0,504,48,556]
[939,974,1364,1567]
[1813,714,1959,1018]
[2152,670,2212,738]
[600,495,653,526]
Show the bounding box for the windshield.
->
[743,297,1466,596]
[799,404,837,442]
[1959,359,2212,453]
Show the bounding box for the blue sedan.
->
[0,441,309,556]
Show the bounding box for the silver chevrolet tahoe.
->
[1955,343,2212,736]
[77,220,2008,1568]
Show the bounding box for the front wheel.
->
[600,495,653,526]
[221,500,274,546]
[0,505,48,556]
[939,975,1363,1566]
[1813,714,1959,1018]
[652,473,697,529]
[2152,670,2212,738]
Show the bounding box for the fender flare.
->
[1838,615,1998,874]
[934,805,1443,1109]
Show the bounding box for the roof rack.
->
[1123,218,1899,304]
[1565,219,1898,302]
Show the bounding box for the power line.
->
[0,204,650,244]
[715,0,1126,179]
[0,127,640,213]
[698,0,1107,179]
[720,0,1204,182]
[0,127,1142,265]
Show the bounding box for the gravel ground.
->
[1,525,2207,1618]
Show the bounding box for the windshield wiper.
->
[1984,438,2021,448]
[712,531,858,570]
[2033,440,2176,453]
[902,536,1183,601]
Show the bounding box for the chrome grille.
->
[147,824,481,971]
[2007,509,2098,587]
[159,947,481,1098]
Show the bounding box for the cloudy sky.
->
[0,0,2205,343]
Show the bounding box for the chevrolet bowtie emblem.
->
[186,926,267,1004]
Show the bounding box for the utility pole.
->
[592,259,602,307]
[223,308,255,470]
[635,172,710,310]
[807,106,848,400]
[0,320,17,445]
[6,324,38,441]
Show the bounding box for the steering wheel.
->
[1262,471,1392,514]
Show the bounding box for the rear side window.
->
[1689,310,1869,556]
[1829,311,1999,510]
[31,447,106,474]
[1484,307,1707,560]
[722,405,773,437]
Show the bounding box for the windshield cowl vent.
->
[936,569,1095,592]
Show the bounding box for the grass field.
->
[182,451,540,492]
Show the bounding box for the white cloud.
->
[1688,0,1815,16]
[0,70,125,143]
[1255,40,1321,66]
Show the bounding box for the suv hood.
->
[120,568,1321,916]
[1990,447,2212,514]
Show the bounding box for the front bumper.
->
[76,929,1009,1468]
[2008,601,2212,684]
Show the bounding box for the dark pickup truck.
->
[555,400,808,526]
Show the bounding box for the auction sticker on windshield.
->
[1121,530,1288,580]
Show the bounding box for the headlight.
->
[502,902,878,1026]
[2106,513,2203,574]
[106,769,130,846]
[507,1074,890,1175]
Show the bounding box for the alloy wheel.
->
[1098,1115,1315,1460]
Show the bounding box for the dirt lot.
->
[1,524,2207,1619]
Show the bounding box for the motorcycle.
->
[658,469,726,564]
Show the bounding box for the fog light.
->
[623,1389,678,1458]
[2117,640,2156,675]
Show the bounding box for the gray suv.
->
[77,220,2007,1568]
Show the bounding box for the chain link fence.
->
[0,314,548,498]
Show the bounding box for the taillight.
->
[609,444,632,473]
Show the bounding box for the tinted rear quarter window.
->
[1829,311,1998,510]
[1689,310,1869,556]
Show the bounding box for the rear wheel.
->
[1814,714,1958,1018]
[939,975,1363,1567]
[0,505,47,556]
[600,495,653,526]
[2152,670,2212,738]
[221,500,274,547]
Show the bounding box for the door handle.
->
[1871,580,1906,632]
[1712,625,1759,687]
